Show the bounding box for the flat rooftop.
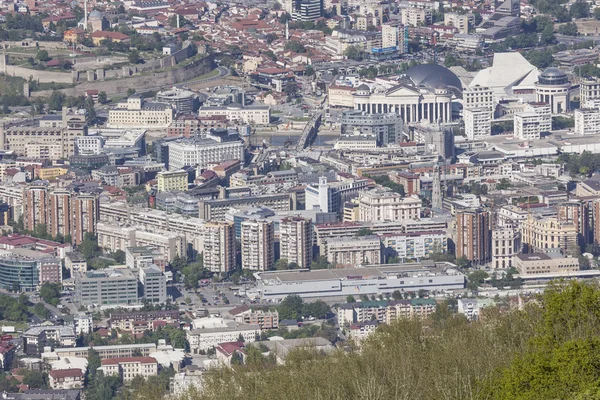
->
[257,263,460,284]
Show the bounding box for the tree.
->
[274,258,289,270]
[284,40,306,53]
[467,270,489,291]
[40,283,61,306]
[22,370,47,389]
[98,91,108,104]
[113,250,125,263]
[265,33,278,44]
[495,178,512,190]
[48,90,66,111]
[305,65,314,76]
[356,227,373,236]
[33,302,50,319]
[310,256,331,270]
[128,50,141,64]
[346,295,356,303]
[558,22,578,36]
[570,0,590,18]
[36,50,49,61]
[595,7,600,19]
[344,45,364,61]
[79,233,100,260]
[444,54,462,67]
[84,97,96,123]
[278,294,304,320]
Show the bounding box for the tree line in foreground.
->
[171,281,600,400]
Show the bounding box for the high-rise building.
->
[291,0,323,21]
[464,107,491,139]
[25,187,99,245]
[23,185,48,232]
[241,219,274,271]
[431,165,442,210]
[521,216,578,256]
[558,200,589,246]
[574,108,600,136]
[455,208,491,265]
[491,224,521,269]
[139,265,167,304]
[514,103,551,140]
[280,216,313,269]
[47,190,71,239]
[201,222,236,274]
[463,85,494,118]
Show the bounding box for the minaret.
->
[432,164,442,210]
[84,0,88,32]
[285,21,289,40]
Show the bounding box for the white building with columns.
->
[351,64,460,124]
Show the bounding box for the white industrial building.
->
[186,318,259,353]
[252,263,466,300]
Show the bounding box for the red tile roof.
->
[49,369,83,379]
[89,31,130,41]
[101,357,157,365]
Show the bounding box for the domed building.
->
[352,64,458,124]
[535,67,571,114]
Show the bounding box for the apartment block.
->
[574,108,600,135]
[200,222,236,274]
[491,225,521,269]
[382,231,447,260]
[338,299,437,326]
[186,318,259,353]
[24,325,76,354]
[455,208,491,265]
[48,369,84,390]
[444,13,473,34]
[157,170,188,193]
[401,7,431,26]
[279,216,313,269]
[514,103,551,140]
[464,107,491,139]
[241,219,274,271]
[326,235,382,266]
[167,138,244,171]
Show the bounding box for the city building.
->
[444,13,473,34]
[340,110,404,145]
[0,248,61,292]
[125,247,167,272]
[514,253,579,275]
[156,88,199,114]
[338,299,437,326]
[156,170,188,193]
[352,64,457,124]
[240,219,274,271]
[253,263,465,299]
[514,103,552,140]
[229,306,279,330]
[535,67,571,114]
[139,265,167,304]
[167,136,244,171]
[279,216,313,269]
[49,343,159,359]
[520,216,578,256]
[380,23,408,53]
[109,310,179,334]
[186,317,259,353]
[574,108,600,136]
[1,108,87,161]
[291,0,323,21]
[382,231,447,260]
[491,225,521,269]
[24,325,76,354]
[457,298,495,321]
[325,235,382,266]
[358,189,421,223]
[197,104,270,125]
[100,357,158,383]
[48,369,84,390]
[305,176,371,214]
[580,77,600,105]
[74,268,139,307]
[401,7,431,26]
[73,313,93,335]
[199,222,236,274]
[464,107,491,139]
[455,208,491,265]
[108,96,173,129]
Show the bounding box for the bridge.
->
[295,112,322,152]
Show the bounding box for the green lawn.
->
[0,320,28,331]
[192,68,220,81]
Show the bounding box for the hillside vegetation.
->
[169,282,600,400]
